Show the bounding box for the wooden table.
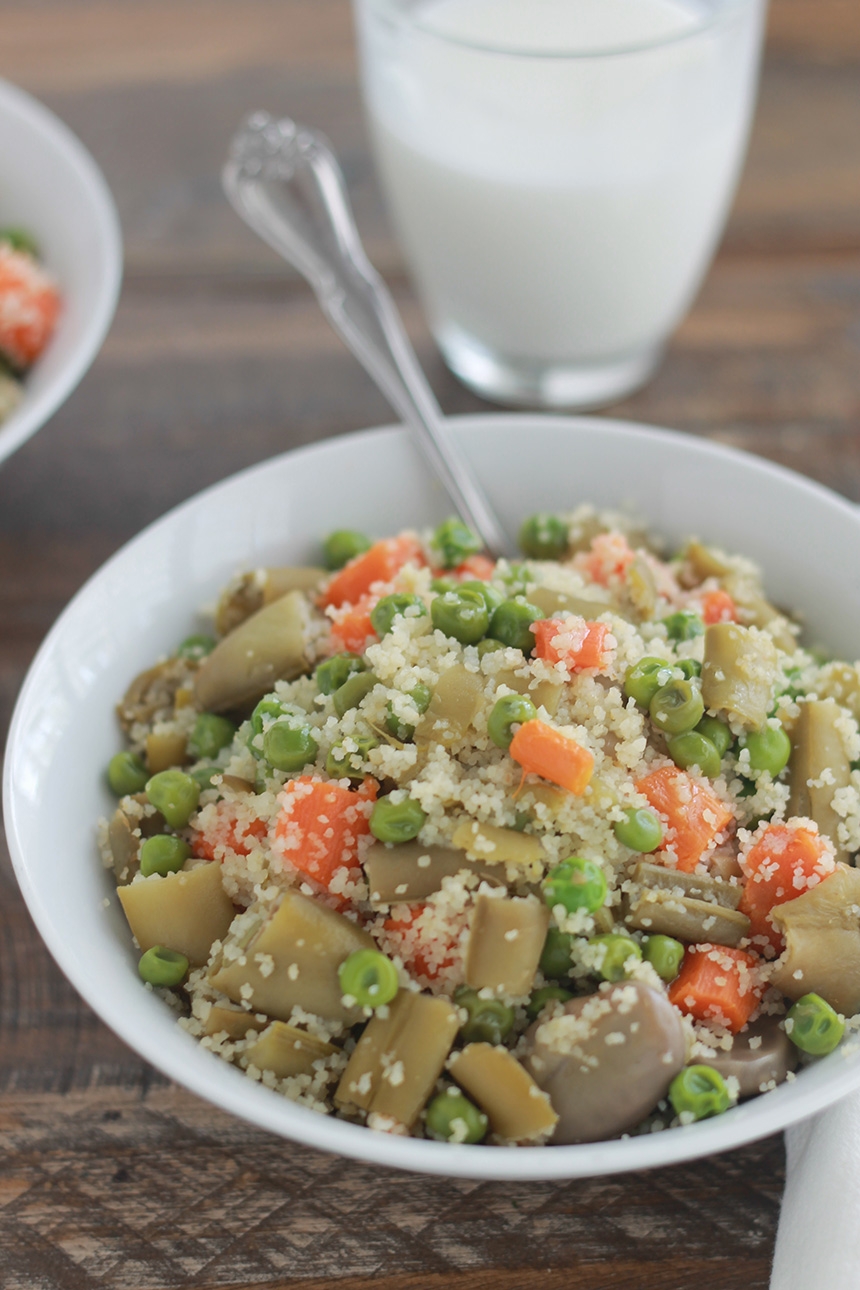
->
[1,2,858,1286]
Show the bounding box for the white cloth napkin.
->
[771,1099,860,1289]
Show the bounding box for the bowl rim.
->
[6,411,860,1180]
[0,76,123,467]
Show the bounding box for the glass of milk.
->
[353,0,767,408]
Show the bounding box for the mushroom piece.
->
[117,656,194,732]
[117,861,236,966]
[704,1017,797,1099]
[522,981,686,1144]
[770,863,860,1016]
[194,589,310,713]
[215,566,325,636]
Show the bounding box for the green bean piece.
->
[370,593,427,638]
[743,724,792,777]
[338,948,399,1008]
[624,657,673,707]
[139,834,191,878]
[431,588,490,645]
[177,633,216,660]
[326,733,379,780]
[385,683,432,741]
[425,1088,488,1144]
[668,1065,731,1120]
[0,226,40,257]
[649,678,704,734]
[487,598,544,653]
[588,934,642,982]
[145,769,200,828]
[696,715,733,757]
[454,986,515,1045]
[459,579,505,615]
[526,984,573,1019]
[370,795,427,844]
[487,694,538,749]
[613,806,663,853]
[787,993,845,1055]
[107,750,149,796]
[666,730,722,778]
[263,721,319,772]
[644,934,685,982]
[663,610,705,642]
[518,513,569,560]
[543,857,607,915]
[677,658,702,680]
[138,945,190,988]
[323,529,371,571]
[315,652,366,696]
[333,670,379,718]
[539,927,575,979]
[431,517,483,568]
[188,712,236,761]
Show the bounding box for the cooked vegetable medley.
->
[0,227,61,424]
[99,507,860,1145]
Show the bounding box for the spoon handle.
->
[223,113,513,559]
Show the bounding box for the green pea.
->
[668,1065,731,1120]
[431,588,489,645]
[323,529,371,570]
[0,226,40,257]
[526,985,573,1019]
[487,694,538,749]
[177,633,216,660]
[138,945,189,988]
[107,751,149,796]
[677,658,702,680]
[518,513,569,560]
[326,733,379,780]
[190,765,220,790]
[188,712,236,761]
[315,653,366,696]
[338,948,399,1008]
[454,986,514,1046]
[476,638,506,658]
[540,927,575,979]
[263,721,318,772]
[431,577,458,594]
[385,683,432,741]
[487,598,544,653]
[459,579,505,615]
[666,730,722,778]
[787,993,845,1055]
[333,670,379,718]
[145,769,200,828]
[139,834,191,878]
[743,724,792,778]
[431,517,482,569]
[425,1088,488,1144]
[589,934,642,982]
[370,795,427,844]
[696,715,733,757]
[613,806,663,853]
[624,657,673,708]
[662,610,705,642]
[649,678,704,735]
[543,857,607,915]
[250,696,286,735]
[644,934,684,982]
[370,593,427,638]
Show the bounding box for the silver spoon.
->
[222,112,513,559]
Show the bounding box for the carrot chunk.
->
[635,766,732,872]
[320,535,424,610]
[193,804,268,861]
[509,719,594,794]
[701,589,738,625]
[532,617,611,671]
[382,905,458,982]
[274,776,376,891]
[579,531,635,586]
[328,594,377,654]
[739,822,835,954]
[0,243,61,368]
[454,554,496,581]
[668,944,763,1033]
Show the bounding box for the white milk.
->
[355,0,765,400]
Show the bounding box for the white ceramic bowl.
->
[0,77,122,466]
[6,415,860,1179]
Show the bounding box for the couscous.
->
[99,508,860,1145]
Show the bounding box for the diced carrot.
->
[454,554,496,581]
[701,589,738,625]
[193,803,268,861]
[636,766,733,872]
[509,719,594,794]
[273,775,377,891]
[382,905,458,982]
[579,531,635,587]
[532,617,612,671]
[320,535,425,610]
[668,944,763,1033]
[0,243,61,368]
[739,822,835,954]
[328,594,378,654]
